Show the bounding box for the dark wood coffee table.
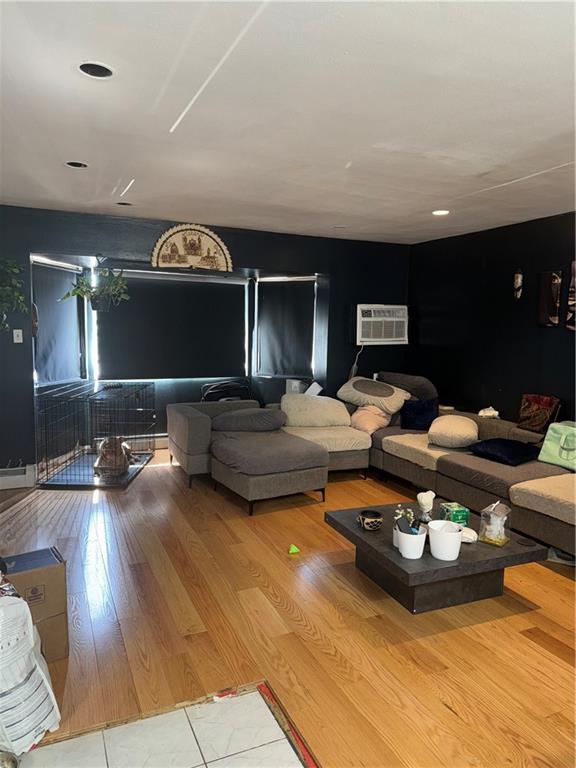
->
[325,501,547,613]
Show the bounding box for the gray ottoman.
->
[210,430,329,515]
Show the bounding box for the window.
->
[255,278,316,377]
[32,264,85,384]
[97,275,247,380]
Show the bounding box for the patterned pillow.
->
[518,394,561,434]
[337,377,410,415]
[351,405,391,435]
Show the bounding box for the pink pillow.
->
[351,405,391,435]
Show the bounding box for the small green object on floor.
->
[288,544,300,555]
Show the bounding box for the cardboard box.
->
[4,546,68,662]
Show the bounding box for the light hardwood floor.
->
[1,451,574,767]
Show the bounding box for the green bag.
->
[539,421,576,471]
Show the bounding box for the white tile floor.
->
[20,691,304,768]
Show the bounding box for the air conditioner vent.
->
[356,304,408,345]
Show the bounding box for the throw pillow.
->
[281,394,351,428]
[538,421,576,471]
[212,408,286,432]
[401,398,439,431]
[337,376,410,415]
[351,405,391,435]
[518,394,561,434]
[470,438,540,466]
[428,415,478,448]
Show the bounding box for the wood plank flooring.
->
[1,450,574,767]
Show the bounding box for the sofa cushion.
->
[350,405,391,435]
[281,394,351,428]
[401,398,439,431]
[428,415,478,448]
[211,431,328,475]
[381,433,459,471]
[509,474,576,526]
[283,426,371,452]
[469,438,540,466]
[437,453,569,499]
[337,377,410,415]
[371,426,425,450]
[212,408,286,432]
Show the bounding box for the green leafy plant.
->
[0,259,28,331]
[61,269,129,311]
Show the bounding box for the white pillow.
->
[337,376,410,415]
[281,394,351,428]
[428,415,478,448]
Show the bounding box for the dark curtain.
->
[32,265,83,384]
[257,280,315,376]
[97,278,246,379]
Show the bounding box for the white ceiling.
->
[0,1,574,244]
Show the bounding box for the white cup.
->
[428,520,462,561]
[392,526,399,548]
[397,526,426,559]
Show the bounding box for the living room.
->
[0,2,574,767]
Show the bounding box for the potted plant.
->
[60,269,129,311]
[0,259,28,331]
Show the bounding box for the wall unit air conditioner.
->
[356,305,408,345]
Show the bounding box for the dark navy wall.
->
[408,212,575,421]
[0,204,409,466]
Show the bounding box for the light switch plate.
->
[12,329,23,344]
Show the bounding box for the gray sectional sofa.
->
[368,372,575,555]
[167,377,574,550]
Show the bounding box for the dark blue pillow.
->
[401,398,439,430]
[469,438,540,466]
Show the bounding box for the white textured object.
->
[280,394,350,428]
[417,490,436,515]
[461,527,478,543]
[478,406,500,418]
[0,597,60,756]
[428,415,479,448]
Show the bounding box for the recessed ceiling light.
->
[79,62,113,79]
[66,161,88,168]
[116,202,132,206]
[333,225,348,229]
[432,209,450,216]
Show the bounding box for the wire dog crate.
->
[36,381,156,488]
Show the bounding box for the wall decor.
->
[151,224,232,271]
[538,270,563,326]
[566,261,575,331]
[513,266,523,299]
